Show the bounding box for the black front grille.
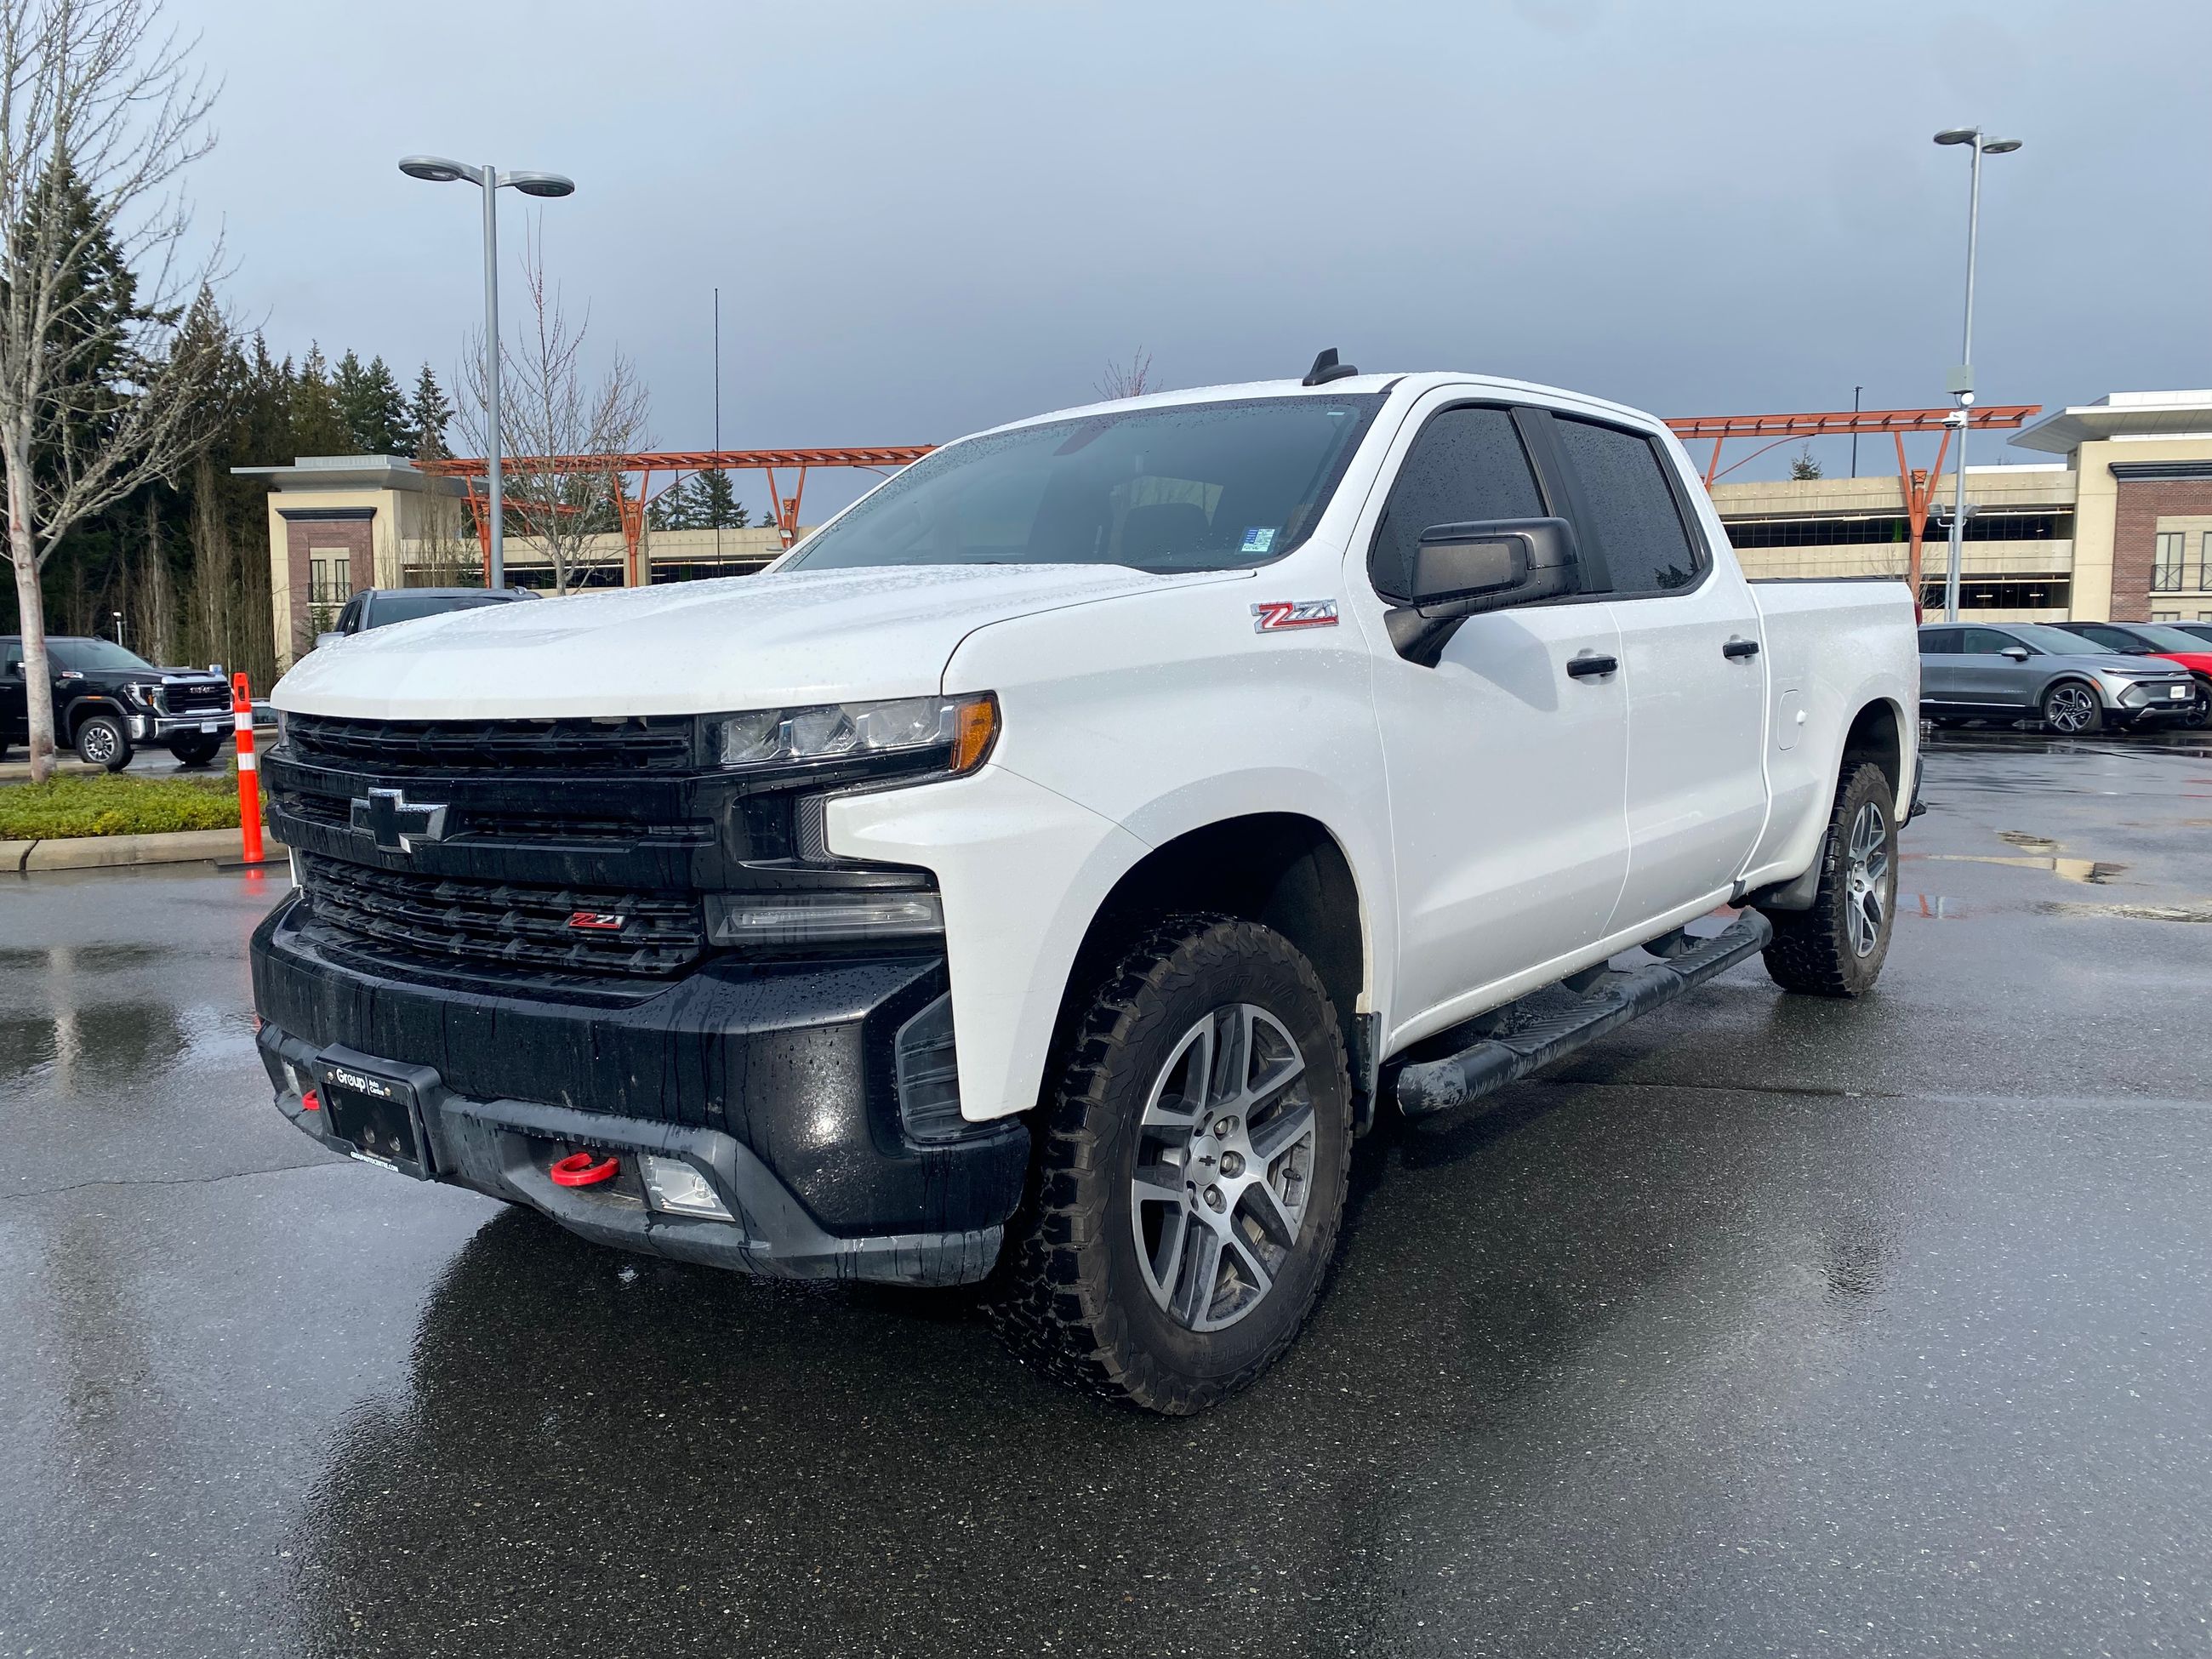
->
[288,713,694,774]
[275,790,710,848]
[295,851,703,978]
[162,681,229,715]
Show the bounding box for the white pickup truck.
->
[252,358,1918,1412]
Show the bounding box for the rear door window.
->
[1960,628,2020,654]
[1551,417,1705,596]
[1918,628,1962,654]
[1367,407,1545,602]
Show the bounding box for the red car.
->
[2051,622,2212,729]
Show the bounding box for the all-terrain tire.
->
[988,914,1353,1415]
[1759,760,1898,998]
[73,712,133,771]
[166,733,223,768]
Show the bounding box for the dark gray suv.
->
[1918,622,2198,734]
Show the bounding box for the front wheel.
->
[990,915,1353,1415]
[2042,681,2102,736]
[166,733,223,767]
[2181,682,2212,732]
[1758,760,1899,998]
[73,713,133,771]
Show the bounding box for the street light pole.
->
[399,155,577,591]
[1932,126,2021,621]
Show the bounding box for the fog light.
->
[894,992,965,1143]
[640,1153,734,1221]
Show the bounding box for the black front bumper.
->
[250,897,1029,1286]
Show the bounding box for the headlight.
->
[704,889,944,944]
[123,681,159,708]
[704,693,998,775]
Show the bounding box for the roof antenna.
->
[1302,347,1358,387]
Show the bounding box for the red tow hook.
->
[550,1150,620,1188]
[301,1088,321,1113]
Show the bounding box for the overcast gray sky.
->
[175,0,2208,501]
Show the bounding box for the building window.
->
[2202,531,2212,590]
[2152,531,2184,591]
[309,551,351,605]
[1917,576,2072,612]
[1726,511,2071,549]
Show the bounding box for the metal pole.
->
[482,163,504,590]
[1850,386,1861,478]
[714,286,721,573]
[1944,140,1982,623]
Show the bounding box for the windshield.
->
[2010,624,2124,656]
[50,638,153,672]
[368,592,513,629]
[784,394,1387,573]
[2131,624,2210,653]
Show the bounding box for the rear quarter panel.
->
[1742,579,1920,886]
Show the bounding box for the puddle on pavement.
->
[1905,896,1974,920]
[2037,900,2212,924]
[1910,852,2128,884]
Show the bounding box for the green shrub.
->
[0,772,253,840]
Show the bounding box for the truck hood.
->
[271,563,1246,719]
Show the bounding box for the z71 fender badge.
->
[1251,599,1338,634]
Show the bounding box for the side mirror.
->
[2000,646,2031,662]
[1382,516,1580,664]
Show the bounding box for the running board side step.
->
[1394,911,1775,1118]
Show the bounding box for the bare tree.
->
[455,227,649,596]
[0,0,229,779]
[1096,346,1154,402]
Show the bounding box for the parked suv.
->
[316,586,538,649]
[2044,621,2212,729]
[254,365,1919,1411]
[1917,622,2197,734]
[0,636,232,768]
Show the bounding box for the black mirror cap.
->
[1382,516,1581,666]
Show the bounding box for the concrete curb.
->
[3,829,287,874]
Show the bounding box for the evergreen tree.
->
[1789,446,1823,481]
[693,467,748,528]
[407,362,453,461]
[289,345,348,457]
[334,350,408,454]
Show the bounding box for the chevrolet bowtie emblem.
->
[351,787,450,853]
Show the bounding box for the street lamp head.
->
[504,170,576,199]
[1933,128,1979,145]
[1981,137,2023,154]
[399,155,475,185]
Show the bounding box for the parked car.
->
[2164,622,2212,647]
[0,635,232,769]
[253,362,1919,1412]
[2041,621,2212,729]
[316,586,538,649]
[1917,621,2198,734]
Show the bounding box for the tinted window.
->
[0,640,20,673]
[49,639,153,672]
[365,592,511,629]
[2009,624,2111,655]
[2067,624,2148,653]
[1960,628,2021,655]
[1367,407,1544,601]
[1553,417,1702,595]
[785,395,1385,573]
[1918,627,1962,654]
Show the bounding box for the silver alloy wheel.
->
[1130,1004,1316,1333]
[1844,800,1890,959]
[2045,683,2095,734]
[79,721,118,764]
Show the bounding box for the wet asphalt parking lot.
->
[4,729,2211,1657]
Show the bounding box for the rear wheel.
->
[990,915,1352,1415]
[73,712,133,771]
[2041,681,2101,736]
[1758,760,1898,999]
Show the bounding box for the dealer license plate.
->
[201,720,219,733]
[319,1061,430,1178]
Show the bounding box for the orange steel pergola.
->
[1666,405,2040,599]
[419,446,936,586]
